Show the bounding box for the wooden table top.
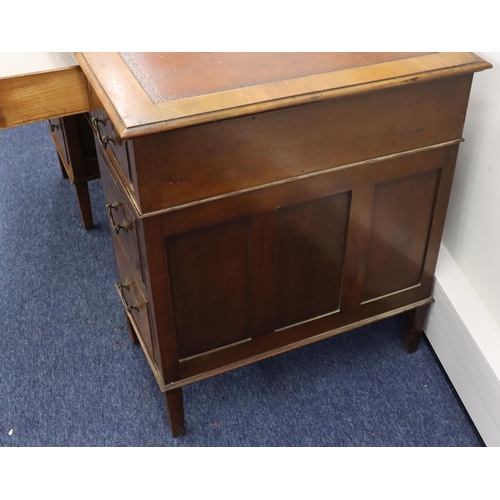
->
[76,52,491,139]
[0,53,492,134]
[0,52,78,79]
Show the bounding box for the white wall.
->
[426,52,500,445]
[442,52,500,327]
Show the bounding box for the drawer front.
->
[114,243,154,360]
[90,109,133,186]
[98,147,143,286]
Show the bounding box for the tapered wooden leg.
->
[402,304,430,353]
[126,317,140,345]
[74,182,94,230]
[165,388,186,437]
[58,155,69,179]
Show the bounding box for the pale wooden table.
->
[0,53,99,229]
[0,52,91,129]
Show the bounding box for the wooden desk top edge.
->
[75,52,492,140]
[0,64,90,130]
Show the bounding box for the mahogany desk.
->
[74,52,491,437]
[1,53,492,437]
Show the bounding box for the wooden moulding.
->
[120,271,434,393]
[0,66,91,129]
[75,52,492,139]
[166,298,435,392]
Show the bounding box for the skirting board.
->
[424,244,500,446]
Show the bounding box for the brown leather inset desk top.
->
[118,52,430,103]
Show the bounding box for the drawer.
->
[98,147,143,285]
[114,244,154,360]
[89,109,133,186]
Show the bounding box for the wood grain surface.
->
[0,66,90,129]
[83,53,491,436]
[76,52,491,138]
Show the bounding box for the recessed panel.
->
[362,169,440,302]
[167,218,251,358]
[275,192,350,329]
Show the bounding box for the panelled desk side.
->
[75,52,492,437]
[0,53,491,437]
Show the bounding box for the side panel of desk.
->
[88,74,470,393]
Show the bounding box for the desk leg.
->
[165,388,186,437]
[58,156,69,179]
[74,182,94,230]
[126,317,140,345]
[402,304,429,353]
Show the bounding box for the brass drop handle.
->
[106,202,132,234]
[118,281,139,314]
[91,116,116,150]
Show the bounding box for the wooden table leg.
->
[74,182,94,230]
[126,317,140,345]
[165,388,186,437]
[402,304,430,353]
[58,155,69,179]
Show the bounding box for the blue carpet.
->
[0,122,484,447]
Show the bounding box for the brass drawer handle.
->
[106,202,133,234]
[91,116,116,150]
[118,281,139,314]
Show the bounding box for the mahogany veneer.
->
[76,52,491,437]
